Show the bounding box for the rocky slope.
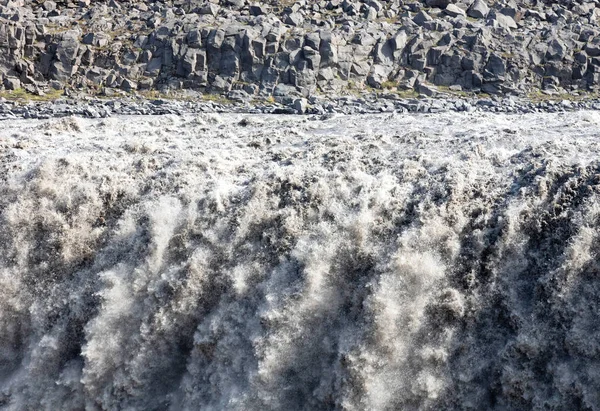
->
[2,0,600,102]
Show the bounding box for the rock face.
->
[1,0,600,98]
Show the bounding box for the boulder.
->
[445,4,465,18]
[413,10,433,26]
[3,76,20,90]
[467,0,489,19]
[285,12,304,26]
[367,64,391,88]
[426,0,453,9]
[120,78,137,91]
[491,12,518,30]
[586,39,600,57]
[249,4,267,15]
[293,97,308,114]
[546,38,567,61]
[417,82,438,96]
[199,3,219,16]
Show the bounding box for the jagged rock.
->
[199,3,219,16]
[426,0,454,9]
[445,4,465,18]
[527,9,546,21]
[413,10,433,26]
[491,12,518,30]
[211,75,231,92]
[367,64,391,88]
[227,89,251,102]
[302,47,321,70]
[304,32,320,50]
[145,57,162,76]
[82,33,108,47]
[391,30,407,56]
[120,78,137,91]
[3,76,20,90]
[319,31,338,67]
[417,82,438,96]
[546,38,567,61]
[467,0,489,19]
[249,4,267,15]
[225,0,245,10]
[285,12,304,26]
[374,41,393,66]
[293,97,308,113]
[484,53,506,80]
[586,38,600,56]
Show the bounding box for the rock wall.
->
[2,0,600,100]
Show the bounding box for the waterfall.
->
[1,112,599,410]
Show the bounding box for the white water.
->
[1,112,600,410]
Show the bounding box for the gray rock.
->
[285,12,304,26]
[3,76,20,90]
[199,3,219,16]
[211,75,232,92]
[227,89,251,102]
[146,57,162,76]
[413,10,433,26]
[249,4,267,15]
[546,38,567,61]
[120,78,137,91]
[293,97,308,114]
[367,64,391,88]
[491,12,518,30]
[445,4,465,18]
[418,82,438,96]
[586,39,600,57]
[426,0,453,9]
[484,53,506,80]
[467,0,489,19]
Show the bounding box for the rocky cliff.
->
[2,0,600,101]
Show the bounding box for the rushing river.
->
[1,111,600,410]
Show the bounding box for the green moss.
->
[380,80,397,90]
[436,85,470,97]
[394,89,419,98]
[201,93,233,104]
[526,89,596,103]
[0,88,64,102]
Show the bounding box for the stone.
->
[3,77,20,90]
[391,30,407,54]
[445,4,465,18]
[418,82,438,96]
[227,89,251,102]
[546,38,567,61]
[199,3,219,16]
[211,75,231,92]
[491,12,518,30]
[413,10,433,26]
[586,39,600,57]
[484,53,506,80]
[367,64,391,88]
[293,97,308,114]
[467,0,489,19]
[426,0,453,8]
[285,12,304,26]
[225,0,245,10]
[120,78,137,91]
[146,57,162,76]
[249,4,267,15]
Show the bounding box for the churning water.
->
[1,111,600,410]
